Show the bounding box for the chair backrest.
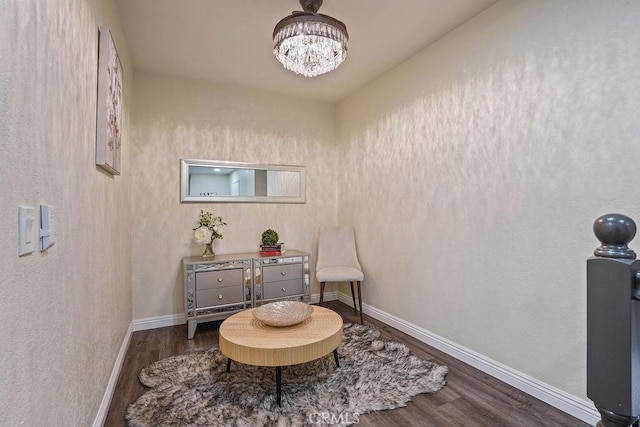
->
[316,226,362,272]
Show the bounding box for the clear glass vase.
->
[202,243,215,259]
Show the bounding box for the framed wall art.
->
[96,27,123,175]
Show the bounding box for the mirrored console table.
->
[183,250,310,339]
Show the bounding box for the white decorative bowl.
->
[253,301,313,327]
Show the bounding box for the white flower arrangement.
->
[192,210,226,246]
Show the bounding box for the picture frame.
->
[96,27,123,175]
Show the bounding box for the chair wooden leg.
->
[319,282,325,306]
[356,281,363,324]
[350,281,357,313]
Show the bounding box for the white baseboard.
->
[335,292,599,426]
[130,293,340,332]
[93,322,133,427]
[133,313,186,331]
[130,294,338,332]
[310,290,339,304]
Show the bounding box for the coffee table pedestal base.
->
[226,349,340,406]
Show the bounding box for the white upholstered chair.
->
[316,226,364,324]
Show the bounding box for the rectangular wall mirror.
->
[181,159,306,203]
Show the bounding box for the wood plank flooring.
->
[105,301,590,426]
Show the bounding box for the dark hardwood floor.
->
[105,301,589,426]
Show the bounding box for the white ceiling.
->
[114,0,498,103]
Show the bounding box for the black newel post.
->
[588,213,640,427]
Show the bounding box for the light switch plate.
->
[18,206,35,256]
[39,204,55,251]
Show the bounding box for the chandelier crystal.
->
[273,0,348,78]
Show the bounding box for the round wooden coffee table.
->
[219,305,343,405]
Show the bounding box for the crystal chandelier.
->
[273,0,348,77]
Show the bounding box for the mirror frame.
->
[180,159,306,203]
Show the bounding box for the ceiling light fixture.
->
[273,0,348,78]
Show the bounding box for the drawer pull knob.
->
[281,287,286,292]
[218,278,223,282]
[281,271,286,275]
[218,294,223,300]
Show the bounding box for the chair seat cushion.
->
[316,266,364,282]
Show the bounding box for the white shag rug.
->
[126,323,448,426]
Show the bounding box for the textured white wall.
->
[0,0,132,425]
[337,0,640,400]
[131,73,338,320]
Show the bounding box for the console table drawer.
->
[262,264,302,283]
[196,269,243,290]
[197,286,244,308]
[263,279,304,300]
[184,251,309,339]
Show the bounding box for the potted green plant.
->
[260,229,283,254]
[261,229,279,246]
